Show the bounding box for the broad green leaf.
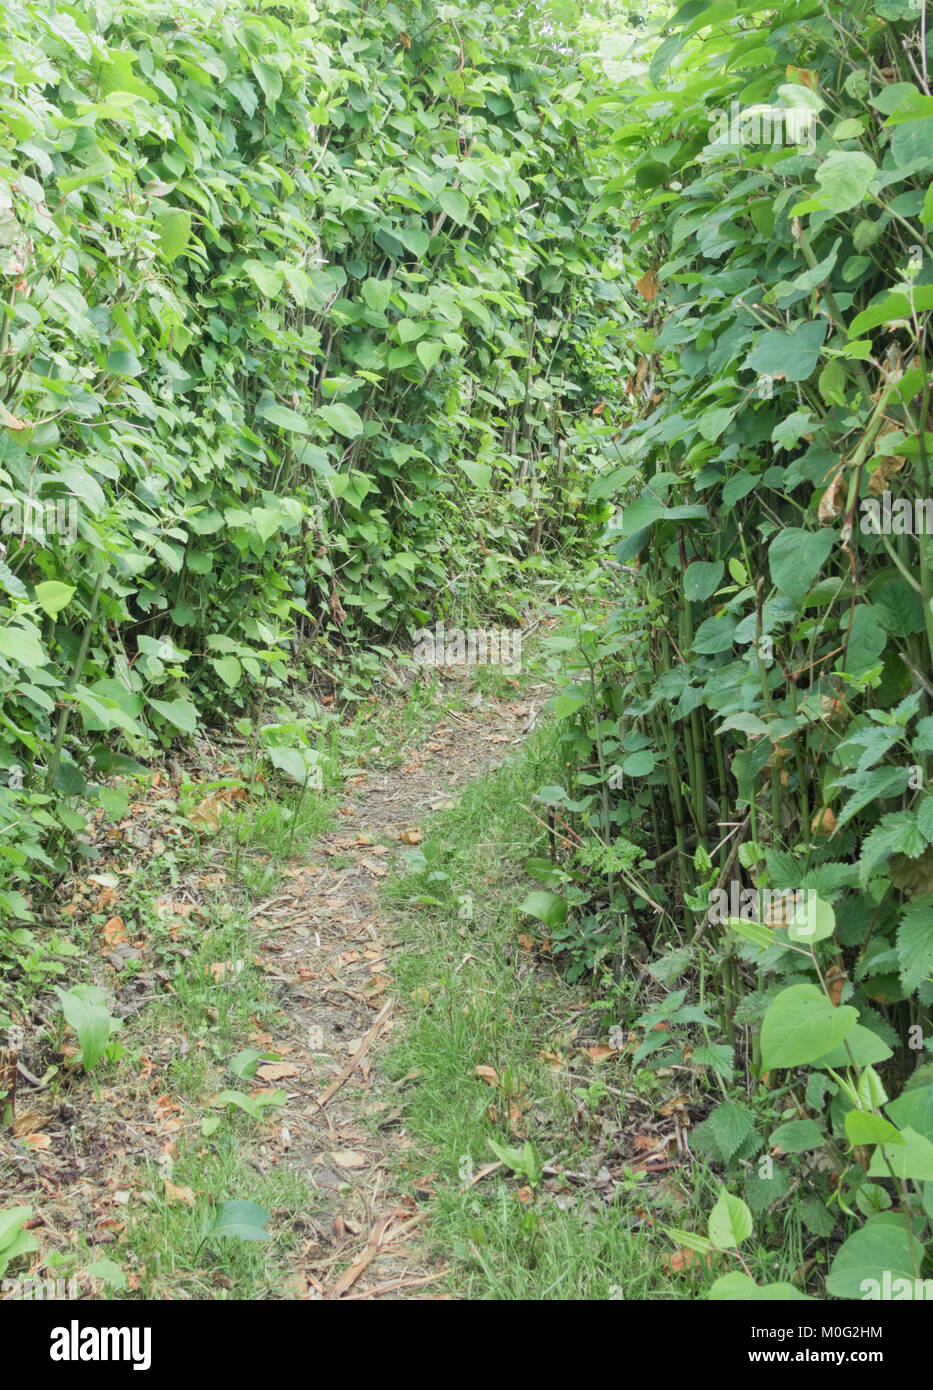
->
[456,459,492,488]
[211,656,242,689]
[770,1119,824,1153]
[155,209,191,263]
[416,340,443,371]
[845,1110,903,1147]
[148,698,198,734]
[362,277,392,312]
[710,1272,811,1300]
[769,528,835,603]
[439,189,469,223]
[683,560,723,602]
[261,403,310,434]
[826,1218,923,1298]
[202,1199,272,1242]
[708,1189,753,1249]
[319,403,364,439]
[760,984,857,1071]
[792,151,877,216]
[744,320,828,382]
[0,621,46,667]
[518,890,567,929]
[55,985,117,1071]
[34,581,75,617]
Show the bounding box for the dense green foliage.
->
[544,0,933,1297]
[4,0,933,1303]
[0,0,622,918]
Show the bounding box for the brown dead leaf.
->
[24,1132,52,1151]
[663,1248,714,1274]
[868,454,906,495]
[812,806,837,837]
[825,963,847,1007]
[585,1043,617,1063]
[517,934,536,951]
[164,1181,196,1207]
[399,828,422,844]
[818,467,845,524]
[475,1065,499,1087]
[256,1062,300,1082]
[205,960,245,982]
[330,1149,368,1169]
[101,915,129,951]
[635,267,658,301]
[12,1112,47,1137]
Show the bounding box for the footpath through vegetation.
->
[2,0,933,1308]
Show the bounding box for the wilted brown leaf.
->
[818,467,845,524]
[101,915,129,951]
[635,268,658,301]
[330,1149,368,1169]
[164,1181,196,1206]
[256,1062,300,1082]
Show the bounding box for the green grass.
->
[379,725,805,1299]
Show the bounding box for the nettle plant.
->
[543,0,933,1296]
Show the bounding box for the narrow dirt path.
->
[255,679,537,1299]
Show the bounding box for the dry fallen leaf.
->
[399,828,422,844]
[663,1248,714,1274]
[818,467,845,524]
[24,1132,52,1151]
[812,806,837,836]
[330,1149,368,1169]
[164,1181,196,1207]
[635,267,658,301]
[256,1062,300,1082]
[475,1065,499,1087]
[205,960,245,982]
[101,915,129,951]
[12,1112,47,1137]
[585,1043,617,1063]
